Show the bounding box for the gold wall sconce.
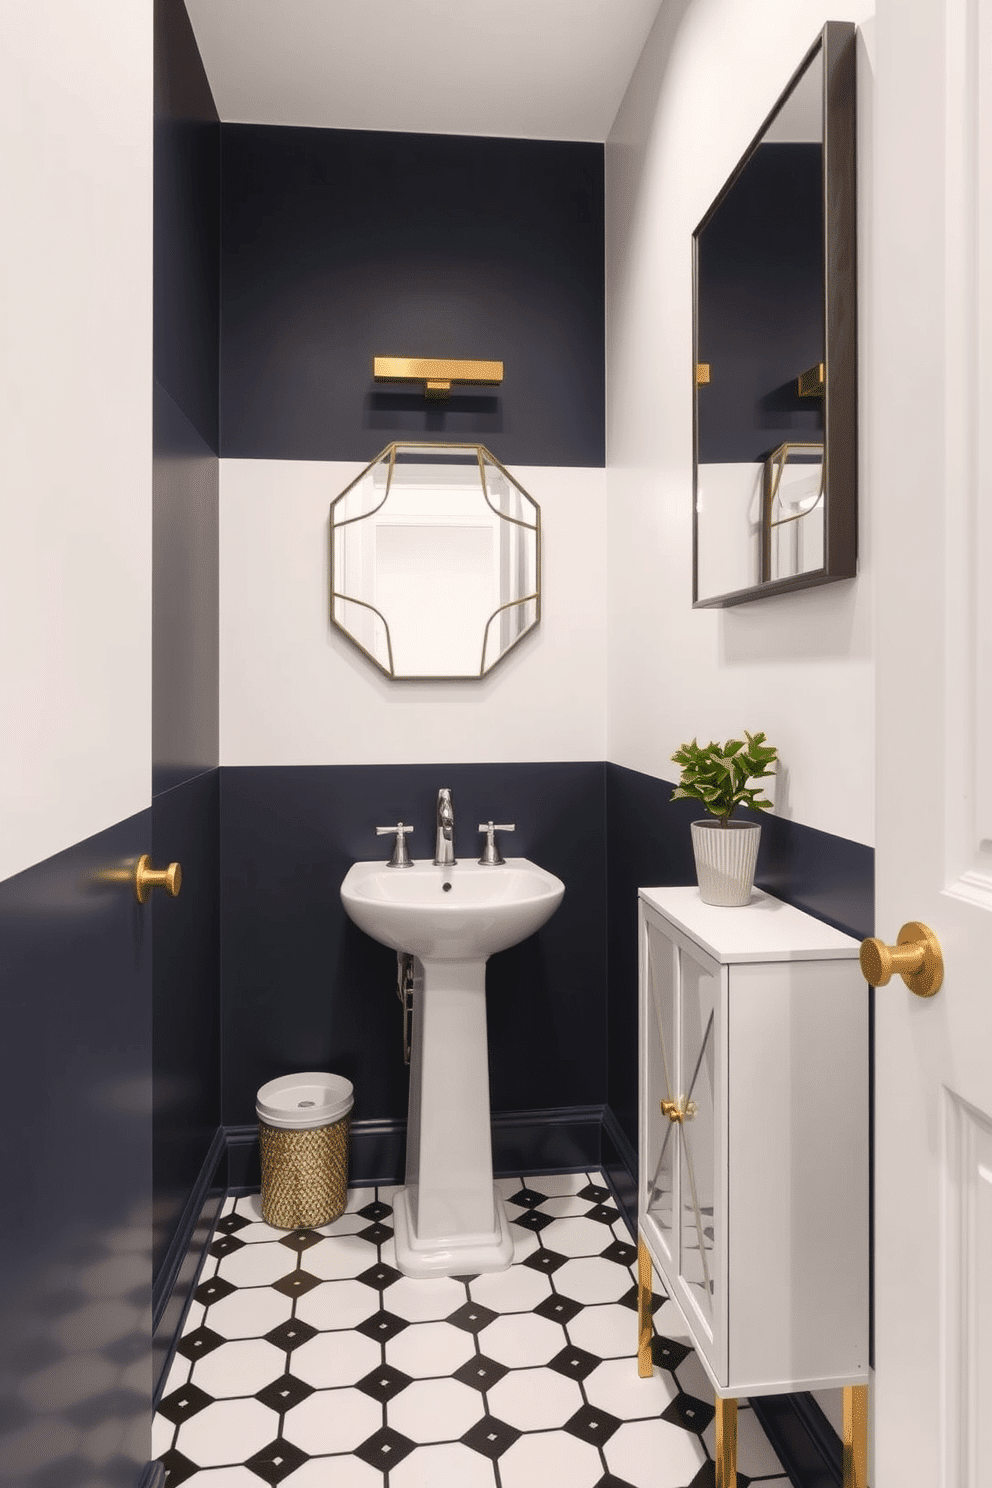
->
[797,362,825,397]
[373,357,504,402]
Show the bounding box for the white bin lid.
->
[256,1071,354,1130]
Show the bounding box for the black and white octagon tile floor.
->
[154,1173,790,1488]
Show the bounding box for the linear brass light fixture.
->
[797,362,825,397]
[373,357,504,401]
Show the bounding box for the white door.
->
[873,0,992,1482]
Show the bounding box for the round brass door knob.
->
[135,854,182,904]
[859,921,942,997]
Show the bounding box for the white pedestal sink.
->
[340,857,565,1277]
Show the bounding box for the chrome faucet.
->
[434,787,456,866]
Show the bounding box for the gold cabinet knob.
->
[859,921,943,997]
[135,854,182,904]
[660,1098,697,1124]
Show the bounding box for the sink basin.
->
[340,857,565,961]
[340,851,565,1278]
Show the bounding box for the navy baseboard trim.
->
[492,1104,603,1174]
[600,1103,638,1236]
[153,1124,226,1329]
[750,1393,843,1487]
[152,1125,227,1402]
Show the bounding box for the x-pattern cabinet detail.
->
[636,887,869,1488]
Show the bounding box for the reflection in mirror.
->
[762,441,824,581]
[330,443,540,679]
[693,23,856,607]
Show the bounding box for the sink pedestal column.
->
[392,956,514,1278]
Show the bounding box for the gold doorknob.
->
[135,854,182,904]
[859,921,942,997]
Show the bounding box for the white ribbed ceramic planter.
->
[690,820,761,906]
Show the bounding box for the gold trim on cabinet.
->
[859,922,943,997]
[637,1238,653,1378]
[715,1396,738,1488]
[373,357,504,401]
[842,1384,868,1488]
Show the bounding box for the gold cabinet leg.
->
[843,1384,868,1488]
[637,1236,653,1377]
[715,1396,737,1488]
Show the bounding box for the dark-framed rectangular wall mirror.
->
[692,21,857,608]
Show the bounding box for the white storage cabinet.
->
[637,886,869,1405]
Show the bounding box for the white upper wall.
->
[0,4,153,883]
[605,0,876,846]
[220,461,608,765]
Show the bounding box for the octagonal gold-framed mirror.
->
[329,442,541,679]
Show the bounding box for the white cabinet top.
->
[638,885,861,963]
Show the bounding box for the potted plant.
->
[670,732,778,906]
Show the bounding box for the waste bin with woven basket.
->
[256,1072,354,1229]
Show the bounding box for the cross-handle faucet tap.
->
[375,821,415,868]
[434,787,456,866]
[478,821,515,865]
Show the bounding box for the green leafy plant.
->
[670,731,778,826]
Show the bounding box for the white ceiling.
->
[184,0,666,142]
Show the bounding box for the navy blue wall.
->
[0,815,153,1488]
[154,0,220,448]
[605,763,874,1154]
[151,768,220,1280]
[697,143,824,464]
[152,0,222,1300]
[219,764,607,1128]
[219,127,605,466]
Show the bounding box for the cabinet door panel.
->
[640,914,678,1276]
[677,947,719,1343]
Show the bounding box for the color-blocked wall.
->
[0,4,156,1480]
[213,125,612,1173]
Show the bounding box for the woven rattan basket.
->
[259,1114,351,1229]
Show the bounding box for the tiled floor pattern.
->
[154,1173,791,1488]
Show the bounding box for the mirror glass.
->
[330,443,540,678]
[693,24,856,607]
